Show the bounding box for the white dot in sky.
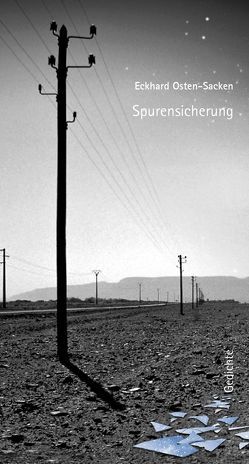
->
[236,80,239,84]
[213,70,216,74]
[186,20,189,24]
[205,17,210,21]
[125,66,129,71]
[185,32,189,36]
[239,113,243,117]
[239,69,243,73]
[202,35,206,40]
[194,98,197,102]
[152,72,156,76]
[184,71,188,75]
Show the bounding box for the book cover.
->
[0,0,248,463]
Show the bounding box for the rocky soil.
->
[0,302,248,463]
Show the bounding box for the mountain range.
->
[10,276,249,303]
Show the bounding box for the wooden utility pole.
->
[196,282,199,308]
[0,249,9,309]
[191,276,195,309]
[93,270,101,305]
[178,255,187,315]
[138,282,142,304]
[39,22,96,362]
[56,24,68,362]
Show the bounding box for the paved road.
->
[0,302,167,316]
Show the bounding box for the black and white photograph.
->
[1,0,249,462]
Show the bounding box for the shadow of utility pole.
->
[61,358,126,411]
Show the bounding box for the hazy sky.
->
[1,0,249,297]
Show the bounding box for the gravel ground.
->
[0,302,248,463]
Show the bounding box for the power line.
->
[3,8,163,252]
[11,256,92,276]
[77,0,181,254]
[14,0,51,54]
[12,1,167,253]
[3,7,174,256]
[67,82,169,251]
[1,20,162,255]
[77,2,166,212]
[58,0,175,254]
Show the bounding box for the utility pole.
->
[157,288,160,303]
[39,22,96,362]
[138,282,142,305]
[93,270,101,305]
[191,276,195,309]
[196,281,199,308]
[199,287,202,304]
[0,249,9,309]
[167,291,169,304]
[178,255,187,315]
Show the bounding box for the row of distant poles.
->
[137,271,202,310]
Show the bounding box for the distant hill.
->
[10,276,249,303]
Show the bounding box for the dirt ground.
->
[0,302,248,463]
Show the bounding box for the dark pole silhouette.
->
[196,282,199,308]
[191,276,195,309]
[56,24,68,362]
[157,288,160,303]
[93,270,101,305]
[138,282,142,304]
[0,249,9,309]
[178,254,187,315]
[39,21,96,362]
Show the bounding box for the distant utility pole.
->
[196,282,199,308]
[167,291,169,304]
[178,254,187,315]
[199,287,202,304]
[138,282,142,305]
[157,288,160,303]
[39,22,96,362]
[93,270,101,305]
[0,249,9,309]
[191,276,195,309]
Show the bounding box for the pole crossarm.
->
[38,84,57,96]
[68,24,97,40]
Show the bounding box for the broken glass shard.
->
[239,442,249,450]
[205,401,229,409]
[151,422,171,432]
[176,425,219,435]
[134,436,198,457]
[169,411,187,418]
[192,438,226,452]
[229,426,249,431]
[235,432,249,440]
[179,432,204,444]
[218,416,238,426]
[214,428,222,434]
[189,415,209,426]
